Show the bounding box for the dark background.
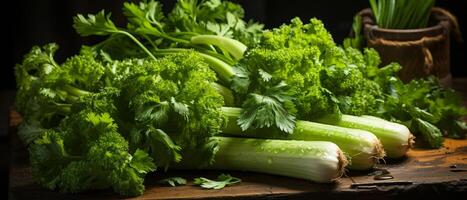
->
[1,0,466,197]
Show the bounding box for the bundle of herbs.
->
[15,0,466,197]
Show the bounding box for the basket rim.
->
[365,23,445,34]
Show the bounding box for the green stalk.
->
[142,34,159,50]
[181,136,348,183]
[54,103,72,115]
[195,47,236,65]
[168,31,200,37]
[317,114,414,158]
[117,30,157,60]
[391,0,405,28]
[62,85,91,97]
[196,53,236,83]
[191,35,248,61]
[385,0,396,28]
[370,0,435,29]
[379,0,388,28]
[160,33,191,44]
[221,107,385,170]
[65,95,79,103]
[418,0,435,28]
[211,83,235,106]
[369,0,379,24]
[135,24,192,45]
[397,1,414,28]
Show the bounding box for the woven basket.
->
[360,7,462,86]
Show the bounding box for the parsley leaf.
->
[157,177,187,187]
[193,174,241,189]
[73,10,120,36]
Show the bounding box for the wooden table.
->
[8,79,467,200]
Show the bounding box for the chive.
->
[370,0,435,29]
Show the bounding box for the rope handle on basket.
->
[422,46,434,75]
[432,7,463,43]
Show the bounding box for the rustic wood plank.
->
[8,78,467,199]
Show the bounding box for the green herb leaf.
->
[193,174,241,189]
[73,10,120,36]
[157,177,187,187]
[414,118,444,148]
[239,81,296,134]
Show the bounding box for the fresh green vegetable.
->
[212,82,235,106]
[221,107,384,170]
[15,42,349,195]
[199,137,348,183]
[343,14,363,49]
[342,7,467,147]
[157,177,187,187]
[375,76,467,148]
[29,110,156,196]
[167,0,264,47]
[74,0,262,85]
[248,16,465,148]
[193,173,241,189]
[369,0,435,29]
[15,44,107,141]
[14,0,466,197]
[117,51,227,169]
[317,114,414,158]
[271,17,465,148]
[413,118,443,148]
[75,2,452,150]
[231,18,383,133]
[191,35,248,60]
[20,1,463,153]
[16,44,227,195]
[73,11,156,60]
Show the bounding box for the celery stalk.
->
[318,114,414,158]
[191,35,247,61]
[221,107,385,170]
[193,137,348,183]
